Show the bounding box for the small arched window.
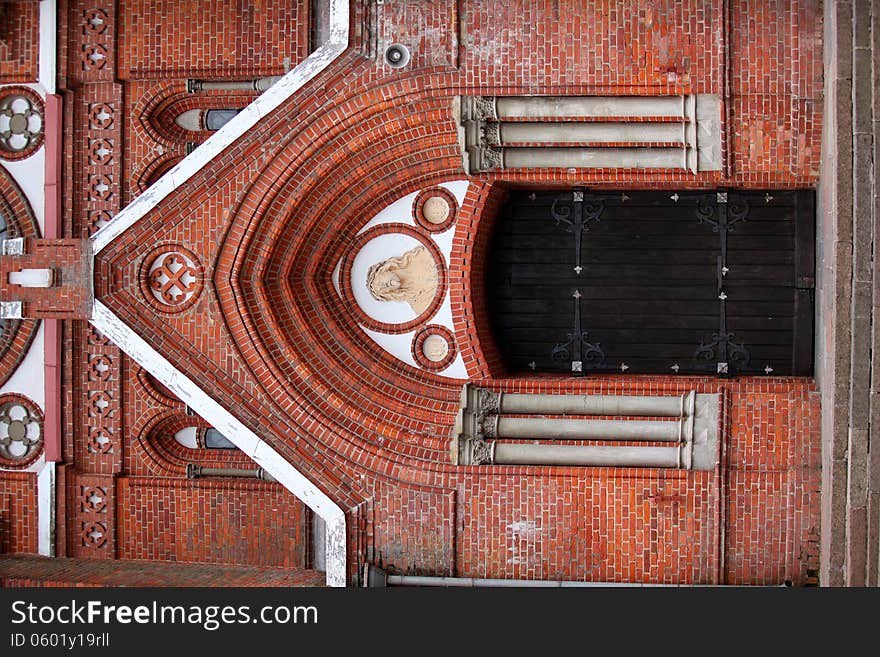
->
[172,426,237,450]
[174,108,241,132]
[204,109,240,131]
[204,428,236,449]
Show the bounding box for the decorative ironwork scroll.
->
[693,193,750,374]
[551,290,605,373]
[550,190,604,275]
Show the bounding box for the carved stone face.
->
[366,245,438,315]
[372,270,402,294]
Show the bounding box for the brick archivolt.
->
[95,1,825,511]
[0,166,40,388]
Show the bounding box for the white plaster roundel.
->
[352,233,436,325]
[422,334,450,362]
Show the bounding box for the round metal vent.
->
[384,44,411,69]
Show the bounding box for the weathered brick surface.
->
[0,1,40,83]
[0,555,324,586]
[0,473,38,555]
[0,1,825,585]
[116,477,310,568]
[116,0,309,80]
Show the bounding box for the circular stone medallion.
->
[412,325,457,371]
[422,334,450,362]
[414,187,458,233]
[422,196,450,225]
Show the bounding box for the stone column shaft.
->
[502,146,686,170]
[494,95,686,119]
[187,76,282,92]
[492,417,689,442]
[494,121,686,145]
[497,391,694,418]
[493,443,684,468]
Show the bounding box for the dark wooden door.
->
[488,190,815,376]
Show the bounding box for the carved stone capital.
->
[476,147,503,172]
[463,95,498,121]
[470,439,495,465]
[477,388,501,414]
[480,121,501,147]
[475,413,499,438]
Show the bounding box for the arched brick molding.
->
[215,78,470,468]
[134,366,182,408]
[138,81,256,147]
[133,405,270,480]
[135,154,181,195]
[0,166,40,387]
[449,181,507,380]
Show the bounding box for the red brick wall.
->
[0,472,38,555]
[54,0,826,586]
[116,477,310,568]
[370,483,456,576]
[0,555,325,586]
[116,0,310,80]
[443,377,819,585]
[0,1,40,83]
[729,0,823,182]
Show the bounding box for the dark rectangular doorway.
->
[488,190,815,376]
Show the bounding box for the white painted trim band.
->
[91,0,350,254]
[82,0,350,586]
[91,301,347,586]
[37,460,55,557]
[38,1,57,95]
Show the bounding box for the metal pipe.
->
[497,391,694,418]
[492,443,683,468]
[491,417,688,442]
[388,575,692,587]
[365,565,749,588]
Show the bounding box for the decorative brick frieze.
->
[69,3,116,84]
[67,473,115,559]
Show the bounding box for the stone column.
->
[458,94,722,174]
[462,95,689,121]
[480,389,694,418]
[451,384,718,470]
[484,121,687,146]
[493,443,686,468]
[458,439,690,469]
[186,464,276,481]
[484,416,691,442]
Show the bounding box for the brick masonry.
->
[0,0,825,586]
[0,473,37,555]
[0,555,324,586]
[0,1,40,84]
